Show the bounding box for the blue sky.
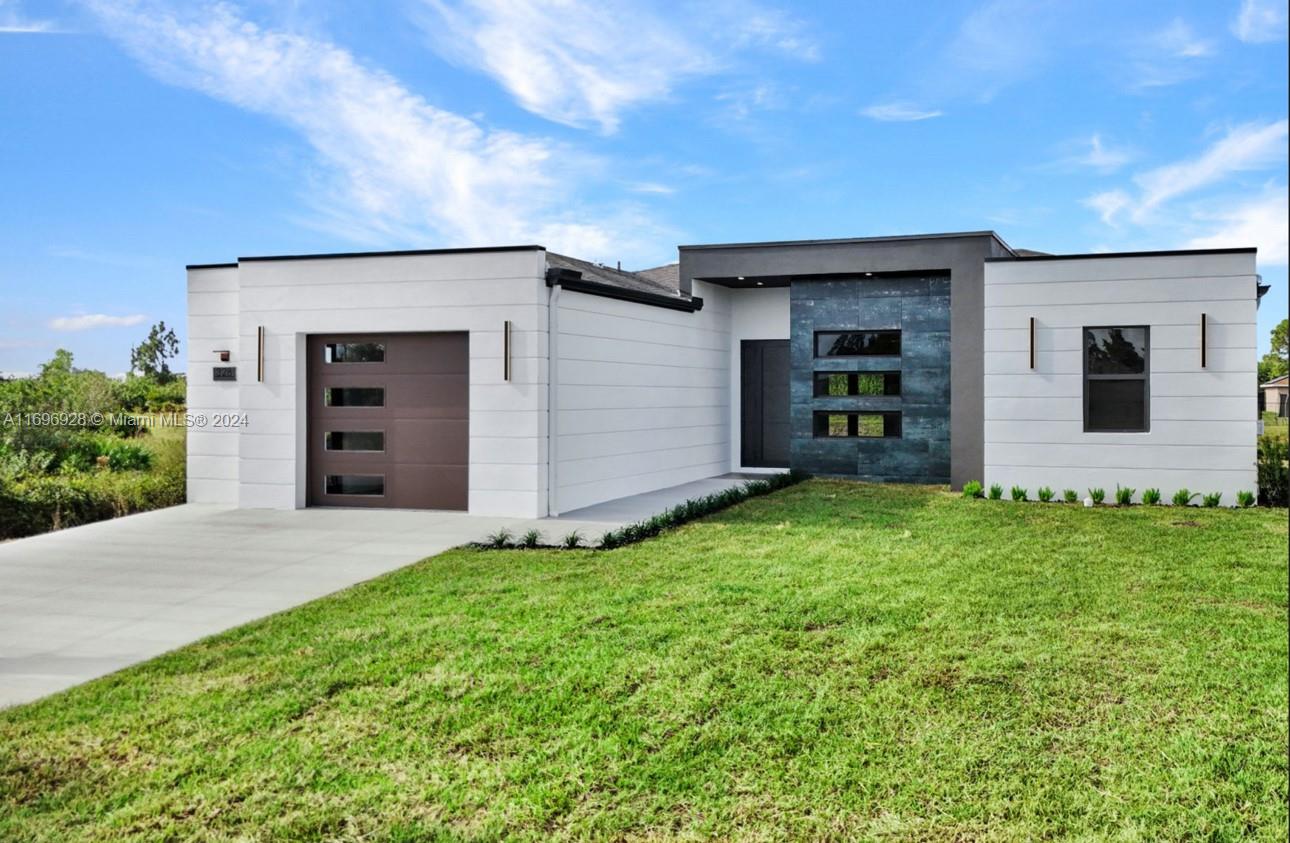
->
[1,0,1287,375]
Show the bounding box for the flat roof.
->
[678,230,1014,253]
[186,244,544,270]
[985,247,1256,262]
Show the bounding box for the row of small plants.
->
[476,470,809,551]
[962,480,1255,508]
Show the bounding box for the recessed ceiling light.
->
[864,272,873,276]
[736,276,745,281]
[755,280,764,286]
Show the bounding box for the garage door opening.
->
[306,332,468,510]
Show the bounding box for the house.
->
[186,233,1264,514]
[1263,374,1288,417]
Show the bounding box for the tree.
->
[1259,318,1288,384]
[130,321,180,383]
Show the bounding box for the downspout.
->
[547,282,560,516]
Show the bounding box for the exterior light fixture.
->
[1200,313,1207,368]
[256,326,265,382]
[736,276,745,281]
[213,349,230,362]
[1029,317,1036,370]
[755,281,764,286]
[503,319,512,382]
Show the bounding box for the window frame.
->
[323,341,386,364]
[813,330,902,358]
[812,411,903,439]
[323,430,386,453]
[812,371,902,397]
[323,386,386,408]
[1082,325,1150,433]
[323,474,386,497]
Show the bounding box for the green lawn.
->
[2,481,1287,841]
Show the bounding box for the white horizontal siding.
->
[553,281,732,513]
[186,266,240,504]
[186,251,549,517]
[983,252,1258,504]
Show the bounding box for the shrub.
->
[1088,487,1105,505]
[1237,490,1256,508]
[1172,489,1198,507]
[519,529,542,548]
[1201,492,1222,508]
[596,470,808,550]
[484,529,513,549]
[1115,485,1135,506]
[1141,488,1161,505]
[1256,435,1288,507]
[1010,485,1027,502]
[1037,486,1054,502]
[988,483,1003,500]
[0,466,184,540]
[962,480,983,499]
[1062,489,1078,503]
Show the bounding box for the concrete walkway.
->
[0,474,758,708]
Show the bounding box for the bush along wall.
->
[471,471,809,551]
[967,479,1264,509]
[598,470,808,549]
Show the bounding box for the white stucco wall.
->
[728,287,791,472]
[551,280,733,513]
[186,265,241,505]
[983,251,1259,504]
[186,249,550,517]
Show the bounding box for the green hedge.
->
[598,470,808,549]
[0,467,184,540]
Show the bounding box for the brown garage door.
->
[306,332,468,509]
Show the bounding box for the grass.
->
[1,480,1286,840]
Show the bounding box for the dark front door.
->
[307,332,468,509]
[741,339,790,468]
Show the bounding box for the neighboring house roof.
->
[1262,374,1289,387]
[634,262,680,292]
[545,252,683,297]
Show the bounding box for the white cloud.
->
[0,0,60,33]
[860,102,943,122]
[1153,18,1215,58]
[86,1,670,261]
[627,182,676,195]
[1232,0,1288,43]
[48,313,147,332]
[1083,189,1132,226]
[416,0,817,133]
[1068,134,1130,171]
[1186,185,1289,265]
[1131,119,1288,219]
[1086,120,1289,224]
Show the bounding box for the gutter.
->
[544,267,704,312]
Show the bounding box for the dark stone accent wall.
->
[789,275,951,483]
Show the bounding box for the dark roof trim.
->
[186,262,238,270]
[679,230,1014,253]
[986,247,1256,262]
[546,267,703,312]
[237,244,544,263]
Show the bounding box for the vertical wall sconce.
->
[256,326,265,382]
[503,320,513,382]
[1200,313,1207,368]
[1028,317,1036,370]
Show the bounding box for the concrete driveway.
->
[0,474,755,707]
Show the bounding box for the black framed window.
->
[813,371,901,397]
[324,342,385,363]
[324,474,384,496]
[1084,326,1149,432]
[815,331,900,357]
[324,431,385,452]
[324,387,385,407]
[813,411,902,438]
